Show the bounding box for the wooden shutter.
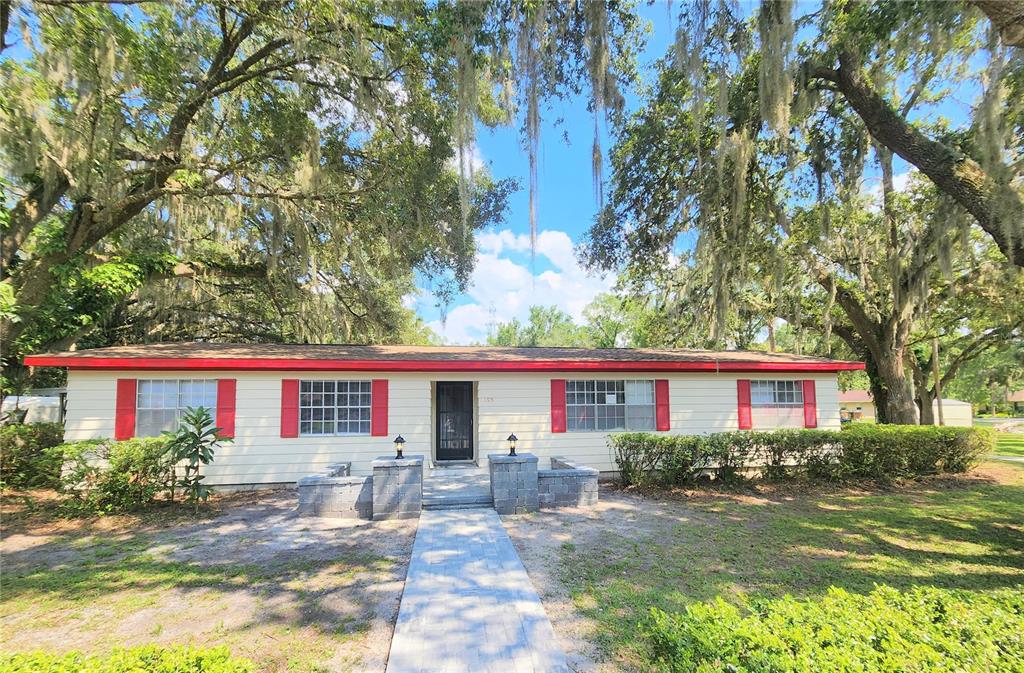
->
[216,379,236,438]
[737,379,753,430]
[802,380,818,428]
[550,379,567,433]
[655,379,670,431]
[371,379,388,437]
[114,378,137,440]
[280,379,299,438]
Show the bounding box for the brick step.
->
[422,494,494,510]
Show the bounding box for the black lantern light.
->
[507,432,518,456]
[393,434,406,459]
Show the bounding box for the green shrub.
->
[644,585,1024,673]
[0,645,253,673]
[59,436,175,512]
[0,422,65,488]
[610,425,994,487]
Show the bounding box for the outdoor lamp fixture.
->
[507,433,518,457]
[393,435,406,459]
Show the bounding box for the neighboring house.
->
[1008,390,1024,414]
[839,389,973,426]
[25,344,863,487]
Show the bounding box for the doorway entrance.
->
[435,382,474,462]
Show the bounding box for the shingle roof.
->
[838,390,873,403]
[25,344,856,364]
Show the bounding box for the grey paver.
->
[385,509,569,673]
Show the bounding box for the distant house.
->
[26,344,863,488]
[839,389,973,426]
[1008,390,1024,414]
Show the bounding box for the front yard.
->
[506,461,1024,672]
[996,432,1024,456]
[0,492,416,673]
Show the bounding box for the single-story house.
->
[839,389,973,426]
[25,344,863,487]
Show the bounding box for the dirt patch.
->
[502,488,712,673]
[1,491,417,673]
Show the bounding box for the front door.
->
[436,382,474,461]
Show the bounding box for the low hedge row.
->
[0,422,66,488]
[611,425,994,487]
[0,645,253,673]
[645,585,1024,673]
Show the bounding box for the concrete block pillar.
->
[372,454,424,520]
[488,453,539,514]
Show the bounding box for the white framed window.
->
[566,380,656,432]
[299,380,371,436]
[751,380,804,428]
[136,379,218,437]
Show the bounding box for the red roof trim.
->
[23,355,865,373]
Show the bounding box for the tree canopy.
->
[582,0,1024,423]
[1,0,642,380]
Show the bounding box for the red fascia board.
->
[23,355,866,373]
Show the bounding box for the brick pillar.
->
[372,454,424,520]
[488,453,539,514]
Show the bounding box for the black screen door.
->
[436,382,474,461]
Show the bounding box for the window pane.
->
[626,380,653,404]
[298,380,372,436]
[626,405,656,430]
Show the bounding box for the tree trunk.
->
[871,348,919,424]
[973,0,1024,48]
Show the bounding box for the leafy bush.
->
[0,645,253,673]
[644,585,1024,673]
[59,436,175,512]
[164,406,226,512]
[611,425,994,487]
[0,422,65,488]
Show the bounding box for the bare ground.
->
[1,490,417,673]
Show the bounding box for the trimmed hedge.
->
[611,425,994,487]
[645,585,1024,673]
[0,422,65,488]
[0,645,253,673]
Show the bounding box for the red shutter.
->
[803,380,818,428]
[280,379,299,438]
[114,378,137,440]
[550,379,567,433]
[655,379,671,431]
[737,379,752,430]
[371,379,388,437]
[216,379,236,438]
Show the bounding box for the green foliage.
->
[0,645,253,673]
[644,585,1024,673]
[488,305,592,347]
[163,407,224,511]
[58,436,175,513]
[0,422,65,488]
[611,426,994,487]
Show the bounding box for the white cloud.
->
[426,228,613,344]
[864,170,913,212]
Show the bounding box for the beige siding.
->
[65,369,841,485]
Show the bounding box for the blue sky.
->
[412,2,681,344]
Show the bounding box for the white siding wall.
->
[65,369,841,485]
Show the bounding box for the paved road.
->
[385,509,569,673]
[992,455,1024,463]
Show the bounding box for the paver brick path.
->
[385,509,570,673]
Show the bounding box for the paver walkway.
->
[385,509,569,673]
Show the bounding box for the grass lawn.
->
[0,491,416,673]
[508,461,1024,672]
[996,432,1024,456]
